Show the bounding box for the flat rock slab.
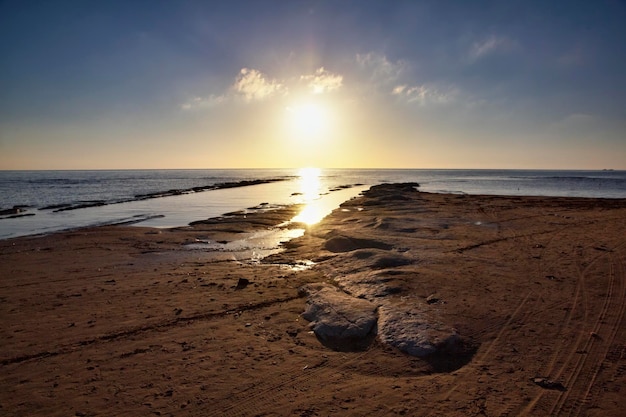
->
[300,283,377,350]
[334,269,407,300]
[323,235,393,253]
[377,304,460,357]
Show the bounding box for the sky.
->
[1,0,625,170]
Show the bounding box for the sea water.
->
[1,169,624,240]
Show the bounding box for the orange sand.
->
[1,186,625,416]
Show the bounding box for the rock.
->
[370,254,413,269]
[377,304,460,357]
[286,327,299,337]
[300,283,377,350]
[362,183,420,198]
[323,235,393,253]
[235,278,250,290]
[426,294,439,304]
[334,270,407,300]
[532,377,566,391]
[0,207,24,216]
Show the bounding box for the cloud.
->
[469,35,514,61]
[180,66,346,110]
[355,52,460,105]
[180,94,226,110]
[301,67,343,94]
[233,68,285,101]
[356,52,406,84]
[392,84,457,105]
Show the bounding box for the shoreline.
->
[1,178,292,217]
[0,179,366,241]
[1,185,625,416]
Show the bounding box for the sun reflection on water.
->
[291,167,325,225]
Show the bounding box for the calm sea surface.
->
[1,169,625,240]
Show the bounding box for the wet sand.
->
[1,185,626,416]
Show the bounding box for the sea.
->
[1,169,625,240]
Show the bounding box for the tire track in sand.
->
[574,249,626,416]
[216,349,377,417]
[432,199,548,413]
[550,244,626,417]
[0,295,300,366]
[442,201,597,416]
[521,237,626,416]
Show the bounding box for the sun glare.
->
[297,167,321,199]
[286,102,329,139]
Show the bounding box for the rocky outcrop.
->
[297,183,466,359]
[299,282,461,357]
[377,303,460,357]
[323,235,393,253]
[300,283,377,351]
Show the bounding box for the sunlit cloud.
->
[392,84,458,105]
[180,94,226,110]
[469,35,514,61]
[233,68,286,101]
[300,67,343,94]
[356,52,406,84]
[180,66,343,110]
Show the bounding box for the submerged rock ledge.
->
[40,178,288,212]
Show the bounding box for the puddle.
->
[182,227,305,262]
[179,172,367,267]
[281,259,315,271]
[186,228,304,250]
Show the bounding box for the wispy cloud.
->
[392,84,458,105]
[180,94,226,110]
[356,52,406,84]
[301,67,343,94]
[469,35,514,61]
[233,68,285,101]
[355,51,460,105]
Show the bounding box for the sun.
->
[286,101,329,139]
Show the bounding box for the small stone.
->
[426,294,439,304]
[532,377,566,391]
[235,278,250,290]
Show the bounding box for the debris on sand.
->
[532,377,566,391]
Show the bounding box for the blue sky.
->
[1,0,625,169]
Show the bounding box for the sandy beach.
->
[1,184,626,417]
